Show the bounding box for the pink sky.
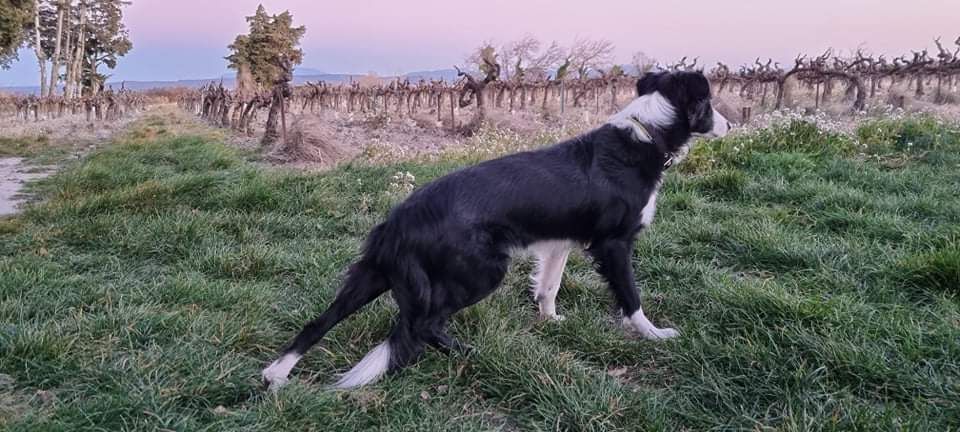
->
[3,0,959,85]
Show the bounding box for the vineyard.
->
[0,86,146,122]
[4,38,958,152]
[172,37,960,144]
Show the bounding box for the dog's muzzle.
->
[706,109,731,138]
[693,109,731,139]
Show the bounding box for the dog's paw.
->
[539,313,566,322]
[622,317,680,341]
[642,327,680,341]
[262,369,290,392]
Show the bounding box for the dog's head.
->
[634,71,730,138]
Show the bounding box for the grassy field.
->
[1,111,958,431]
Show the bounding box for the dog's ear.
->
[687,98,714,134]
[675,72,715,134]
[636,72,663,96]
[675,72,711,106]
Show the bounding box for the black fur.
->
[273,71,719,380]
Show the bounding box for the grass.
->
[1,111,959,430]
[0,136,79,168]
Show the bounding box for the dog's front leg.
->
[588,239,679,340]
[532,245,571,321]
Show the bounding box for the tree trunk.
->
[67,1,87,98]
[610,82,617,111]
[852,77,866,111]
[263,93,281,146]
[560,81,566,114]
[815,83,820,109]
[263,83,291,147]
[449,91,455,129]
[594,87,600,114]
[75,27,87,97]
[48,0,67,97]
[89,54,101,96]
[935,75,943,103]
[63,2,73,99]
[33,1,49,98]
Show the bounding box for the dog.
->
[262,71,731,390]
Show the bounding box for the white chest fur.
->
[640,183,661,227]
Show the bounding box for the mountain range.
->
[1,67,461,95]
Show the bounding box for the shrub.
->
[856,116,960,154]
[683,120,855,172]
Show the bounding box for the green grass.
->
[1,114,959,430]
[0,136,70,165]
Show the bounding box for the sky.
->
[2,0,959,87]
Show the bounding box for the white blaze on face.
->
[707,109,730,138]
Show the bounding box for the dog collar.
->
[626,117,675,169]
[627,117,653,143]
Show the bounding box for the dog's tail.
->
[332,339,392,388]
[262,258,390,389]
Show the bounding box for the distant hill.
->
[403,69,459,82]
[0,68,460,94]
[3,66,658,95]
[294,67,327,76]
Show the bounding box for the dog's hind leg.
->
[262,260,389,391]
[423,315,472,354]
[334,259,433,389]
[425,250,509,354]
[335,247,510,387]
[531,242,572,321]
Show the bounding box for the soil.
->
[0,157,51,216]
[228,104,604,168]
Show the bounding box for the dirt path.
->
[0,106,164,217]
[0,158,51,216]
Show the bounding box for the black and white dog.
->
[263,71,730,390]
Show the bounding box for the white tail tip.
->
[333,341,391,389]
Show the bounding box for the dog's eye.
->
[691,100,710,116]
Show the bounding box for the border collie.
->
[263,71,730,390]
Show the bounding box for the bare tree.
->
[568,37,615,79]
[528,41,565,80]
[500,35,538,81]
[499,36,564,81]
[631,51,658,75]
